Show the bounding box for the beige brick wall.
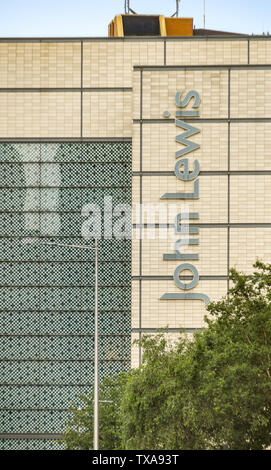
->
[231,123,271,170]
[166,40,248,65]
[132,228,228,277]
[83,41,164,88]
[250,40,271,64]
[131,332,140,369]
[132,69,141,121]
[132,175,140,210]
[132,175,228,224]
[230,175,271,223]
[132,123,140,172]
[133,122,228,172]
[231,70,271,118]
[230,228,271,273]
[0,42,81,88]
[132,280,140,329]
[82,91,132,137]
[136,70,228,120]
[138,280,227,329]
[131,58,271,363]
[132,70,141,123]
[0,92,80,137]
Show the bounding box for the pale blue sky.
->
[0,0,270,37]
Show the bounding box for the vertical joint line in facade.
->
[228,68,231,122]
[227,169,231,293]
[227,69,231,293]
[248,39,250,65]
[139,286,142,365]
[38,144,41,415]
[164,39,167,66]
[80,122,83,364]
[80,41,83,139]
[139,70,143,365]
[140,70,143,125]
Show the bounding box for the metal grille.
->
[0,439,65,450]
[0,142,132,450]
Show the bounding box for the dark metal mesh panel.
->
[0,438,65,450]
[0,142,132,449]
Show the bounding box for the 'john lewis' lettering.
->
[161,90,210,305]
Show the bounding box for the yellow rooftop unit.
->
[108,15,193,37]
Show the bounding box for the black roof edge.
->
[0,33,270,42]
[194,28,249,37]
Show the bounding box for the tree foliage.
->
[122,261,271,449]
[64,262,271,450]
[63,372,128,450]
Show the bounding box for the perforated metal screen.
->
[0,142,132,450]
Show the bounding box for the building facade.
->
[0,33,271,449]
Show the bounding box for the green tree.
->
[188,260,271,449]
[63,372,129,450]
[121,333,197,450]
[122,262,271,450]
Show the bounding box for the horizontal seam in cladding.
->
[0,161,131,164]
[0,404,91,408]
[0,36,268,42]
[0,357,130,364]
[134,118,271,123]
[0,284,130,287]
[0,333,130,337]
[132,276,228,280]
[0,433,63,439]
[0,384,107,387]
[0,409,75,411]
[0,310,130,312]
[0,235,132,238]
[132,328,203,332]
[133,171,271,175]
[132,223,271,228]
[134,64,271,70]
[0,88,132,92]
[0,138,132,142]
[0,186,131,190]
[0,260,130,263]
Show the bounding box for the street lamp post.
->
[22,237,99,450]
[94,237,99,451]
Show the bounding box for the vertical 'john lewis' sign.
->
[160,91,210,305]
